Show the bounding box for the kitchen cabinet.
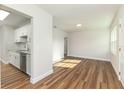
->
[14,29,20,42]
[15,29,27,43]
[8,52,14,65]
[9,51,31,75]
[14,24,31,43]
[17,25,28,37]
[19,27,28,37]
[9,52,20,69]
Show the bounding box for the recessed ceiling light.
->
[76,24,82,27]
[0,9,10,21]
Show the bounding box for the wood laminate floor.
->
[1,57,123,89]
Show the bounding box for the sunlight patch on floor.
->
[62,59,81,64]
[54,62,78,68]
[54,59,81,68]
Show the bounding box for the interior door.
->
[119,17,124,85]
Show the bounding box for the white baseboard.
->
[30,69,53,84]
[110,60,124,88]
[121,80,124,87]
[111,62,120,79]
[68,55,110,62]
[120,78,124,87]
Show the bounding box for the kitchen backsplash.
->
[9,43,29,51]
[18,43,27,50]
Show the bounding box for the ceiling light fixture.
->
[76,24,82,27]
[0,9,10,21]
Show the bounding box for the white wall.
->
[68,29,110,61]
[0,25,14,64]
[3,4,53,84]
[53,28,68,63]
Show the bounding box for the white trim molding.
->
[120,78,124,87]
[68,55,110,62]
[30,70,53,84]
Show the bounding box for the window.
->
[111,26,117,54]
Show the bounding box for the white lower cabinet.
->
[9,52,20,69]
[15,53,20,69]
[8,53,14,65]
[9,51,31,76]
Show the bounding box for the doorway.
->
[64,37,68,57]
[0,5,32,88]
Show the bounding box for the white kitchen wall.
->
[53,28,68,63]
[68,29,110,61]
[3,4,53,84]
[0,25,15,64]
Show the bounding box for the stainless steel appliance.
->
[20,52,26,73]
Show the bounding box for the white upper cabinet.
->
[14,29,26,43]
[15,29,21,42]
[19,26,28,37]
[14,24,31,43]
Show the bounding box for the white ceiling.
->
[38,4,120,32]
[0,10,30,28]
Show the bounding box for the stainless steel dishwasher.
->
[20,52,27,73]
